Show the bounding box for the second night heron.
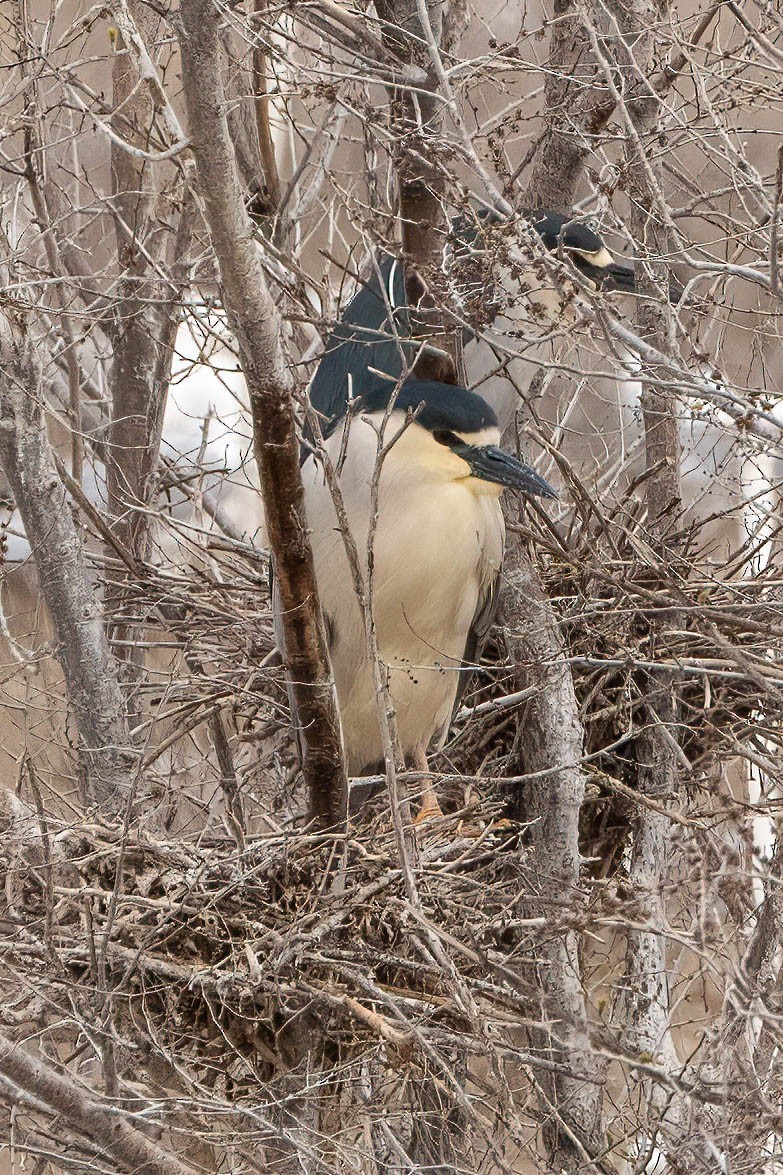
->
[299,375,557,819]
[306,208,683,438]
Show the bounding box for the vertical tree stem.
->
[178,0,347,827]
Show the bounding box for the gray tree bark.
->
[0,303,134,814]
[496,4,614,1164]
[375,0,464,377]
[520,0,614,211]
[0,1028,197,1175]
[104,2,192,711]
[506,542,606,1168]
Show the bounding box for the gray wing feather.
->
[453,569,502,719]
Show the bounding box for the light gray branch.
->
[504,543,606,1169]
[0,1029,198,1175]
[0,301,134,815]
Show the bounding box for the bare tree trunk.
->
[506,542,606,1169]
[498,8,613,1165]
[375,0,463,378]
[0,305,133,815]
[177,0,347,827]
[520,3,604,210]
[104,3,189,711]
[376,0,448,270]
[603,3,702,1165]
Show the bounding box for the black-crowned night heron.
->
[299,374,557,820]
[293,208,673,818]
[307,209,682,438]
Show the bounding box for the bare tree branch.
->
[0,299,133,814]
[0,1029,198,1175]
[375,0,463,371]
[177,0,347,826]
[519,1,722,210]
[605,3,706,1165]
[104,4,192,711]
[505,543,606,1170]
[519,0,614,211]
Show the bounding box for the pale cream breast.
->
[302,414,505,772]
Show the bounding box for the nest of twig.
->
[0,795,542,1103]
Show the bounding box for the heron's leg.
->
[410,745,443,823]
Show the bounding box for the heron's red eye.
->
[433,430,460,447]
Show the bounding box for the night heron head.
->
[347,378,557,501]
[525,210,683,300]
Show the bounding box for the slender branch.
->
[770,144,783,297]
[64,82,189,161]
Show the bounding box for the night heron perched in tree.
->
[295,207,678,818]
[307,208,683,437]
[300,375,557,819]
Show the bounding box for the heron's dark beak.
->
[461,443,558,499]
[608,262,684,304]
[574,255,684,304]
[597,260,684,304]
[603,261,637,293]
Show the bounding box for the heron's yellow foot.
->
[412,797,444,825]
[411,762,443,827]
